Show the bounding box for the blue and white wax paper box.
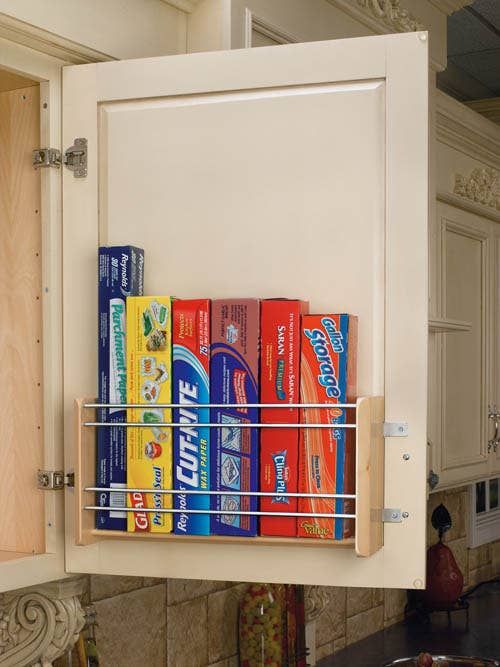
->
[97,245,144,530]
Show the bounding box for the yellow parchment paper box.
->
[126,296,172,532]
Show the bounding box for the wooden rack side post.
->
[75,398,99,546]
[355,396,384,557]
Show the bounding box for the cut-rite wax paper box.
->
[210,299,260,536]
[97,246,144,530]
[298,314,357,540]
[126,296,172,533]
[260,299,309,537]
[173,299,210,535]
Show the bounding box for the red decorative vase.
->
[423,541,464,609]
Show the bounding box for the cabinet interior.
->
[0,67,46,562]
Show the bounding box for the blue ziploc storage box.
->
[97,245,144,530]
[173,299,211,535]
[210,299,260,536]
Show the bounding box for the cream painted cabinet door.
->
[432,201,494,488]
[63,34,428,588]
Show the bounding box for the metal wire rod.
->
[85,506,355,518]
[85,487,356,499]
[84,422,356,429]
[84,402,357,410]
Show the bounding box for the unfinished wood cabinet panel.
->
[0,84,45,555]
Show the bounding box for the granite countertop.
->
[318,581,500,666]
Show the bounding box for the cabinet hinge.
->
[33,137,87,178]
[37,470,74,490]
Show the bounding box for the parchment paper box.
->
[173,299,211,535]
[97,246,144,530]
[297,314,357,540]
[210,299,260,536]
[260,299,309,537]
[126,296,172,533]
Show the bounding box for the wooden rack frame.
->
[74,396,384,557]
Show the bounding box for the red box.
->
[297,314,358,540]
[260,299,309,536]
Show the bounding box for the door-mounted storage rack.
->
[74,396,386,557]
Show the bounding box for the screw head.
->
[403,453,410,461]
[402,511,409,519]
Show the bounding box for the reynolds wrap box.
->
[210,299,260,536]
[97,246,144,530]
[173,299,210,535]
[297,314,357,540]
[260,299,309,537]
[126,296,172,533]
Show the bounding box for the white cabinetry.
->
[428,92,500,491]
[0,4,433,592]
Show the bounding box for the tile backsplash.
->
[56,485,500,667]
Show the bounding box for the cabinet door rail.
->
[74,396,386,556]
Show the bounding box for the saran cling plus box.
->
[297,314,357,540]
[173,299,211,535]
[210,299,260,536]
[126,296,172,533]
[260,299,309,537]
[97,245,144,530]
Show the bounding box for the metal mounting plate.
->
[382,508,402,523]
[383,422,409,437]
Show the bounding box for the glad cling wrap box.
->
[173,299,210,535]
[297,314,357,540]
[97,246,144,531]
[126,296,172,533]
[260,299,309,537]
[210,299,260,536]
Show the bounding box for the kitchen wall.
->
[59,486,500,667]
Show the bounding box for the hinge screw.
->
[402,511,409,519]
[402,453,410,461]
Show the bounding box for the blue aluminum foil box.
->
[97,245,144,530]
[210,299,259,536]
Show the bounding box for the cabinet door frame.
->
[63,33,429,589]
[432,200,494,489]
[0,37,67,591]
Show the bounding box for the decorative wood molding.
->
[436,91,500,172]
[428,317,472,333]
[427,0,474,14]
[244,9,299,48]
[304,586,331,622]
[0,579,85,666]
[454,168,500,213]
[327,0,424,34]
[437,191,500,224]
[466,98,500,127]
[0,12,114,64]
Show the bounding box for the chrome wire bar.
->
[85,506,354,518]
[85,422,356,429]
[84,402,357,409]
[85,487,356,499]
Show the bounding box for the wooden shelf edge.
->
[428,318,472,333]
[88,529,355,549]
[355,396,384,557]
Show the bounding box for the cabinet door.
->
[434,201,493,487]
[63,33,428,588]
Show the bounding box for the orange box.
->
[297,314,357,539]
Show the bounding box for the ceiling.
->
[437,0,500,102]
